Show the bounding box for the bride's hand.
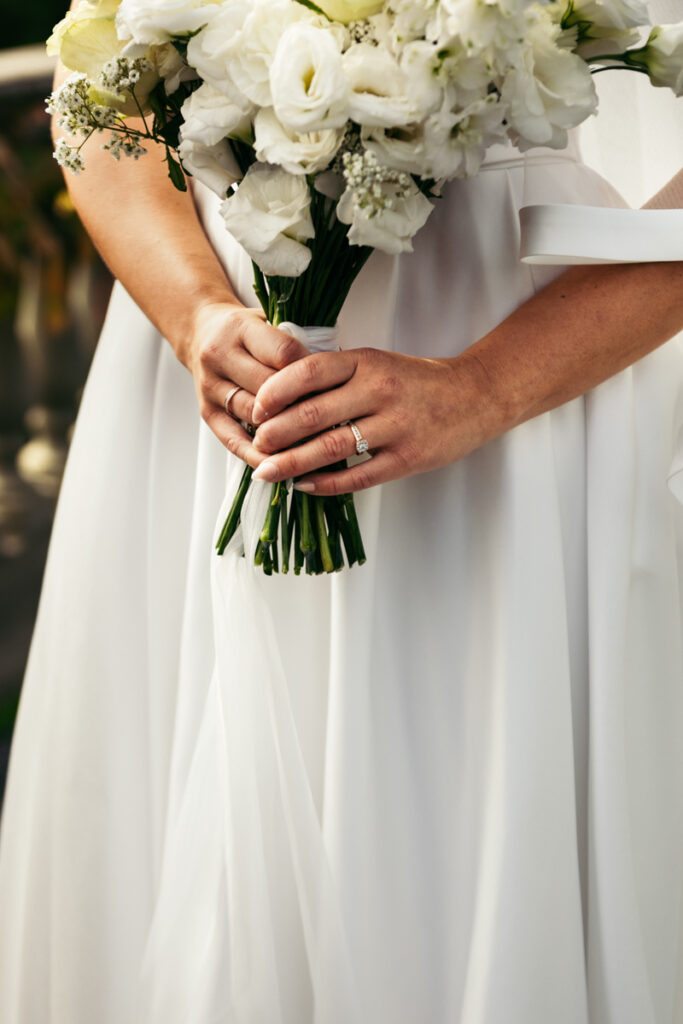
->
[249,347,500,493]
[187,302,309,462]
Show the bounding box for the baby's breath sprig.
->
[341,149,412,215]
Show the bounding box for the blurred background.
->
[0,3,113,806]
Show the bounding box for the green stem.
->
[216,464,254,554]
[314,496,334,573]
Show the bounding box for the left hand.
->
[249,346,501,494]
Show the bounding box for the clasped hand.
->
[190,302,496,494]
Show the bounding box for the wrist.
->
[446,346,520,452]
[174,292,245,373]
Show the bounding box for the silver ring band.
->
[348,421,370,456]
[224,385,243,419]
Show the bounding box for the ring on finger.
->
[348,420,371,456]
[224,385,243,420]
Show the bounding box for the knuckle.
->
[273,334,302,369]
[295,355,320,387]
[320,429,347,462]
[297,399,322,431]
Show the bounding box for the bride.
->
[1,3,682,1021]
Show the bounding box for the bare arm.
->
[51,57,307,459]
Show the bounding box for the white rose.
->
[631,24,683,96]
[270,23,350,133]
[180,82,254,146]
[178,138,241,197]
[253,108,343,175]
[343,43,421,128]
[336,181,433,254]
[116,0,219,46]
[187,0,310,109]
[220,163,314,276]
[501,9,597,149]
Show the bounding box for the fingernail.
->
[253,460,278,482]
[252,401,267,425]
[293,480,315,493]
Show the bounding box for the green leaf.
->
[292,0,329,17]
[165,148,187,191]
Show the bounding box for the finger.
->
[253,350,358,424]
[242,318,310,373]
[221,381,256,425]
[203,403,266,469]
[252,418,381,482]
[293,452,401,495]
[253,378,370,454]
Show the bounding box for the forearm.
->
[51,63,240,368]
[462,208,683,437]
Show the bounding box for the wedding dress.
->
[1,52,683,1024]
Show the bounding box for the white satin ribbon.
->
[278,320,339,355]
[520,204,683,265]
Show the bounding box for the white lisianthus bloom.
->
[343,43,422,127]
[501,8,597,149]
[180,82,254,146]
[178,138,241,197]
[153,41,198,94]
[220,163,314,276]
[187,0,312,109]
[363,123,429,176]
[569,0,649,31]
[254,108,343,175]
[270,23,350,133]
[337,181,433,254]
[315,0,384,23]
[116,0,219,46]
[48,0,130,76]
[630,24,683,96]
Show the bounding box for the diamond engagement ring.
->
[224,385,243,419]
[348,421,370,456]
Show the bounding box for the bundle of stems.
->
[215,187,372,575]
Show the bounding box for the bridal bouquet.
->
[47,0,682,573]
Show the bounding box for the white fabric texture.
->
[1,132,683,1024]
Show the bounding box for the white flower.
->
[363,123,429,176]
[422,93,507,178]
[180,82,254,146]
[187,0,311,109]
[501,8,597,149]
[569,0,649,32]
[153,41,198,94]
[220,163,314,276]
[343,43,421,127]
[116,0,219,46]
[632,24,683,96]
[270,23,350,133]
[253,108,343,175]
[337,178,433,254]
[178,138,241,196]
[433,0,527,60]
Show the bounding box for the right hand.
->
[187,301,310,466]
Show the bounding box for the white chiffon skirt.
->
[1,138,683,1024]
